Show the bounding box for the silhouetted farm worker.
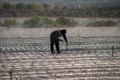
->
[50,29,68,54]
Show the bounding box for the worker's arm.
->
[63,34,68,44]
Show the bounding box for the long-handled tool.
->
[66,43,68,53]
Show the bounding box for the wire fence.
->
[0,36,120,80]
[0,35,119,53]
[0,36,120,54]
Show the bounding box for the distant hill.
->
[0,0,120,9]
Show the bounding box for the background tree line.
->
[0,2,120,17]
[0,16,78,28]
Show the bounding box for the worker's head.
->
[60,29,66,34]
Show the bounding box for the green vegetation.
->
[24,16,58,28]
[1,19,18,27]
[0,21,2,27]
[0,16,77,28]
[23,16,77,28]
[0,17,119,28]
[0,2,119,17]
[86,20,117,27]
[56,16,77,26]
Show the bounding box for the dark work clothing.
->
[50,29,67,54]
[50,38,60,53]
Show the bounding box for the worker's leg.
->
[50,40,55,54]
[55,40,60,54]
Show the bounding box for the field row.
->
[0,37,120,54]
[0,37,120,79]
[0,53,120,80]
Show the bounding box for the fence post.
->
[78,35,80,43]
[9,69,13,80]
[111,46,114,57]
